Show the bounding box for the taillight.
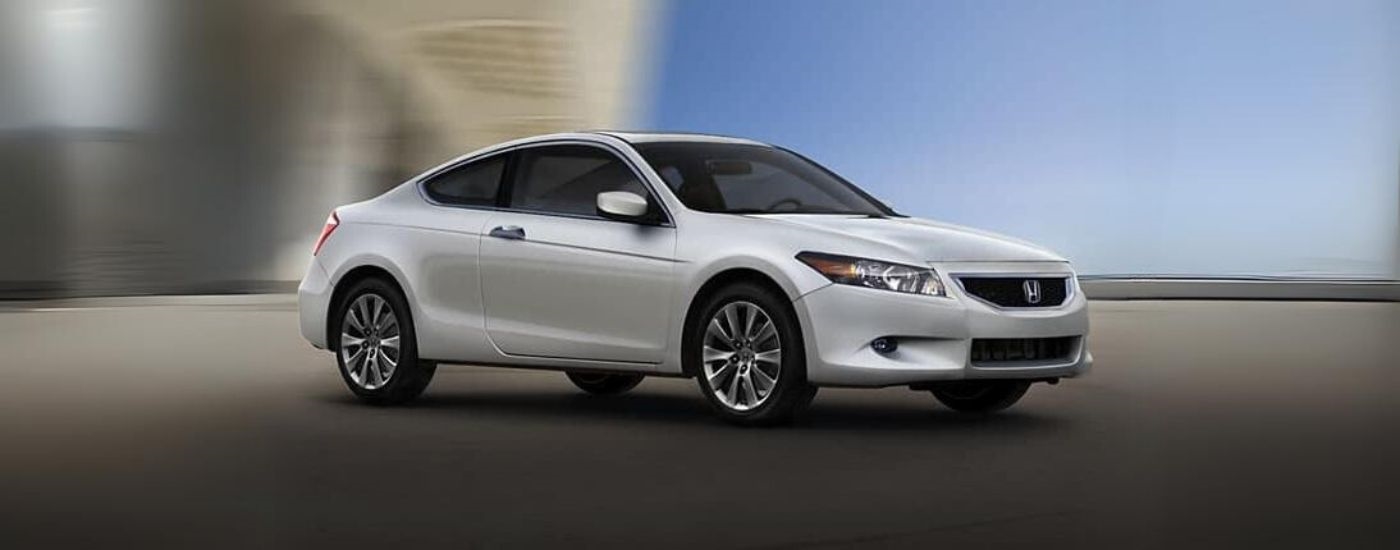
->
[312,211,339,256]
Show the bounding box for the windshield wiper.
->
[769,210,886,218]
[716,208,884,217]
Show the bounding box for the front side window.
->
[509,145,651,217]
[634,142,894,216]
[424,155,506,206]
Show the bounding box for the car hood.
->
[753,215,1067,263]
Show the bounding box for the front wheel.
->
[929,380,1030,413]
[689,282,817,426]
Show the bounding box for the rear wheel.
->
[335,278,435,405]
[690,282,816,426]
[929,380,1030,413]
[566,372,644,395]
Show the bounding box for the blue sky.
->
[647,0,1399,278]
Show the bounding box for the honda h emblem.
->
[1022,279,1042,305]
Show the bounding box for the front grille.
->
[971,337,1078,364]
[959,277,1069,307]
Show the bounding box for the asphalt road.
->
[2,298,1398,548]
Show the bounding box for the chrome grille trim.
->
[952,273,1074,309]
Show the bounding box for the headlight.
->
[796,252,946,297]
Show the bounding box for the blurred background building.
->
[0,0,655,297]
[0,0,1396,298]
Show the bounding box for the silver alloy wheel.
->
[702,301,782,411]
[340,293,400,390]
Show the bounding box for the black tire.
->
[333,277,435,405]
[566,372,644,395]
[929,380,1030,413]
[688,281,817,426]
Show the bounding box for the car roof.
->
[589,131,770,146]
[411,131,774,185]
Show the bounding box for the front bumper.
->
[792,262,1091,387]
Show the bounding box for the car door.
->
[479,143,677,364]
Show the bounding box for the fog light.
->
[871,337,898,354]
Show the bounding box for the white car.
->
[299,132,1091,425]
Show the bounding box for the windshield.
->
[633,142,896,216]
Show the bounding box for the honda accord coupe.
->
[298,131,1091,425]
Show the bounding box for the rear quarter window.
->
[424,155,506,206]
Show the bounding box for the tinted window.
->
[424,156,505,206]
[510,145,649,217]
[634,142,892,216]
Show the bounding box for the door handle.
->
[488,225,526,240]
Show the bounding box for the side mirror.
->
[597,191,652,222]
